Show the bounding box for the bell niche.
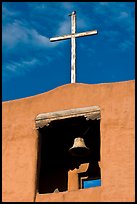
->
[35,106,101,194]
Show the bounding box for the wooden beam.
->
[71,11,76,83]
[50,34,72,42]
[74,30,98,38]
[50,30,98,42]
[35,106,101,129]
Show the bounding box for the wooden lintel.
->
[35,106,101,129]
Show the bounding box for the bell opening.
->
[69,146,90,157]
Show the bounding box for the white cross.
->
[50,11,98,83]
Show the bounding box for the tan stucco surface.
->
[2,80,135,202]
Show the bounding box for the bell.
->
[68,137,90,157]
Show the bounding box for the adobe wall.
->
[2,80,135,202]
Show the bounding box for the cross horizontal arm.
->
[74,30,98,38]
[50,34,72,42]
[50,30,97,42]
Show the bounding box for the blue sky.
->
[2,2,135,101]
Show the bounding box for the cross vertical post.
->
[71,11,76,83]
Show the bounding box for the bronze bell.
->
[68,137,90,157]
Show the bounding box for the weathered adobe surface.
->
[2,80,135,202]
